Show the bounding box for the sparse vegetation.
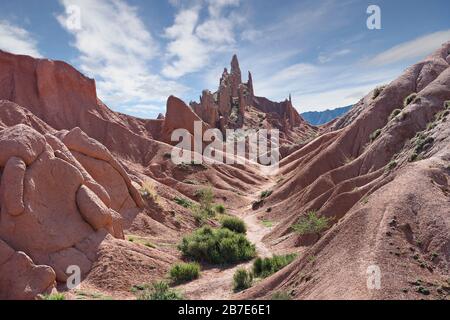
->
[260,190,273,199]
[174,197,193,208]
[387,160,397,171]
[271,291,292,300]
[221,216,247,234]
[214,204,226,214]
[292,211,331,236]
[136,281,183,300]
[126,235,155,248]
[40,293,65,300]
[169,262,201,284]
[414,136,434,154]
[372,85,386,99]
[141,180,159,202]
[195,187,215,216]
[404,93,417,107]
[253,254,297,278]
[178,226,256,264]
[261,220,274,228]
[74,290,113,300]
[233,268,253,292]
[389,109,402,121]
[370,129,382,142]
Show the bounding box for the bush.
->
[137,281,183,300]
[389,109,402,121]
[169,262,201,284]
[178,227,256,264]
[271,291,292,300]
[292,211,330,236]
[372,85,386,99]
[404,93,417,107]
[370,129,382,142]
[260,190,273,199]
[195,187,215,216]
[253,254,297,278]
[233,268,253,292]
[174,197,192,208]
[221,216,247,234]
[40,293,65,300]
[214,204,226,214]
[415,136,434,154]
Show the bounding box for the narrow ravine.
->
[175,181,276,300]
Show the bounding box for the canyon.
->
[0,42,449,300]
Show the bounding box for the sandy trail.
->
[175,182,276,300]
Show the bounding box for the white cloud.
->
[368,30,450,66]
[318,49,351,64]
[255,58,402,112]
[162,0,241,79]
[56,0,186,116]
[0,20,42,57]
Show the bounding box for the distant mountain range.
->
[301,105,353,125]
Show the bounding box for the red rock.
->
[0,239,56,300]
[0,157,26,216]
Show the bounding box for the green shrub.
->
[260,190,273,199]
[292,211,330,236]
[233,268,253,292]
[415,136,434,154]
[387,160,397,171]
[214,204,226,214]
[370,129,381,142]
[174,197,193,208]
[221,216,247,234]
[253,254,297,278]
[389,109,402,121]
[137,281,183,300]
[169,262,201,284]
[40,293,65,300]
[271,291,292,300]
[404,93,417,107]
[195,187,215,216]
[372,85,386,99]
[178,227,256,264]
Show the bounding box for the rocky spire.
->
[247,71,254,97]
[231,54,240,75]
[230,54,242,97]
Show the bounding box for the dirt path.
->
[175,182,276,300]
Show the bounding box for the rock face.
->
[0,239,56,300]
[0,121,144,298]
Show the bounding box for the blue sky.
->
[0,0,449,118]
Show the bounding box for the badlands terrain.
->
[0,42,449,300]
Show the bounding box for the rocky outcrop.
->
[0,122,144,295]
[186,54,313,142]
[162,96,209,144]
[0,239,56,300]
